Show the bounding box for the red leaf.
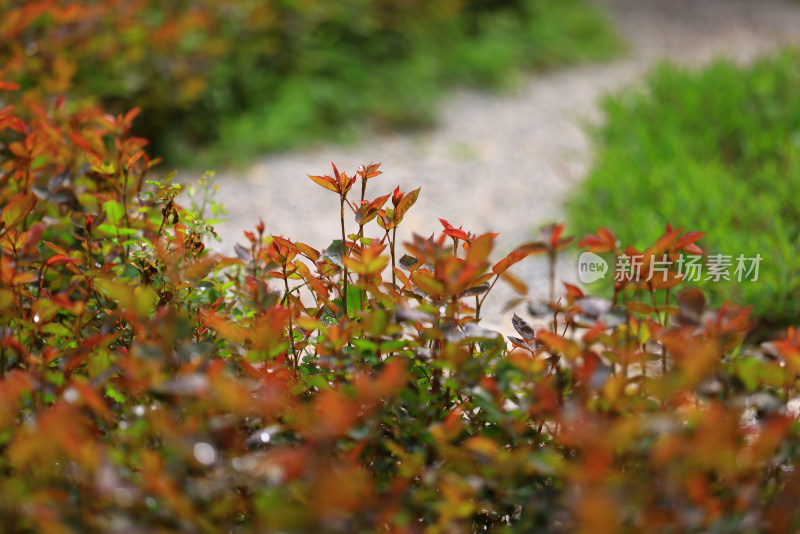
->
[675,231,705,254]
[47,254,80,266]
[563,282,585,300]
[579,227,616,252]
[0,81,19,91]
[443,227,470,242]
[363,162,382,179]
[547,224,564,249]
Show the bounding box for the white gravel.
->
[185,0,800,334]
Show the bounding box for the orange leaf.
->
[627,301,655,315]
[516,241,548,255]
[295,241,320,261]
[123,107,141,125]
[271,235,297,253]
[1,193,37,229]
[579,227,616,253]
[307,174,338,193]
[493,247,529,275]
[395,187,420,220]
[71,382,112,421]
[125,150,145,169]
[465,233,493,267]
[499,271,527,294]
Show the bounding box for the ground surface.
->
[191,0,800,332]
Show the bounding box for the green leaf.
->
[346,283,363,317]
[96,223,137,236]
[102,199,125,225]
[105,384,126,404]
[323,240,346,268]
[41,323,72,337]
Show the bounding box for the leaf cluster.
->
[2,84,800,533]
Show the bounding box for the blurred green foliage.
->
[0,0,621,167]
[567,49,800,332]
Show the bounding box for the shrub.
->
[567,49,800,334]
[2,82,800,532]
[0,0,621,167]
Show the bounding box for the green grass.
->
[156,0,622,168]
[567,49,800,331]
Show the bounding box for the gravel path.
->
[190,0,800,332]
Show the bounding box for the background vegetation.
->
[0,0,620,168]
[568,49,800,334]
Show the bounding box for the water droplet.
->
[63,388,78,403]
[133,405,145,417]
[193,442,216,465]
[119,421,128,430]
[33,314,40,324]
[259,431,271,443]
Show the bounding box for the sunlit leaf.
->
[1,193,36,229]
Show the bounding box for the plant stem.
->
[390,226,397,287]
[340,195,348,316]
[548,250,556,303]
[121,170,131,261]
[85,228,92,269]
[477,275,500,313]
[282,266,298,380]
